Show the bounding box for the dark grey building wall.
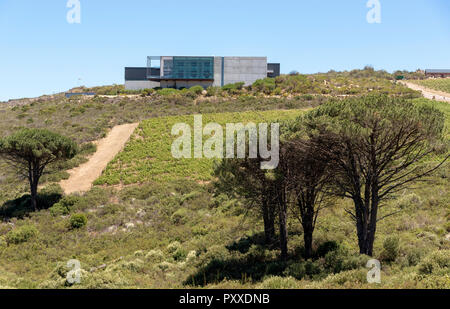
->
[267,63,281,78]
[125,67,148,81]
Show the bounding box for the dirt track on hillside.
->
[60,123,139,195]
[400,81,450,103]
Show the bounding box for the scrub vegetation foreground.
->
[0,69,448,289]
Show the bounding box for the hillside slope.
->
[0,71,447,289]
[0,102,448,289]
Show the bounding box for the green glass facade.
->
[168,57,214,80]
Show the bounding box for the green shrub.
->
[6,225,38,245]
[171,208,189,225]
[396,193,422,210]
[186,250,197,263]
[98,204,124,216]
[192,226,209,236]
[173,248,188,261]
[419,274,450,289]
[181,88,197,99]
[320,269,367,287]
[418,250,450,275]
[445,221,450,233]
[234,82,245,90]
[157,88,179,96]
[155,261,173,272]
[222,83,245,95]
[189,85,204,96]
[74,187,109,211]
[134,250,145,257]
[283,260,323,280]
[121,259,144,272]
[167,241,182,254]
[246,245,268,262]
[301,94,314,101]
[406,248,423,266]
[50,196,80,217]
[316,240,339,257]
[79,142,97,155]
[206,86,220,97]
[39,183,64,198]
[380,236,400,262]
[50,203,69,216]
[252,78,276,95]
[324,247,368,273]
[145,249,165,263]
[202,245,231,264]
[69,213,87,229]
[258,276,299,289]
[141,88,155,97]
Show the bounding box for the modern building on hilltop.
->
[125,56,280,90]
[425,69,450,78]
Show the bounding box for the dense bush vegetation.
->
[5,225,38,245]
[69,214,88,229]
[50,196,80,217]
[81,84,141,96]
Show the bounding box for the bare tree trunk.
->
[279,207,288,261]
[353,197,366,255]
[30,179,38,211]
[366,184,379,257]
[300,194,317,259]
[278,192,288,261]
[262,197,276,244]
[28,161,40,212]
[303,224,313,259]
[354,197,380,256]
[353,197,370,255]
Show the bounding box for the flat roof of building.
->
[425,69,450,73]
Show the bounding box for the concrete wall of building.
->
[125,80,160,90]
[213,57,224,87]
[223,57,267,86]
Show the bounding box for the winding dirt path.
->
[60,123,139,195]
[399,81,450,103]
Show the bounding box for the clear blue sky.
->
[1,0,449,101]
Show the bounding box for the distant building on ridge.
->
[125,56,280,90]
[425,69,450,78]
